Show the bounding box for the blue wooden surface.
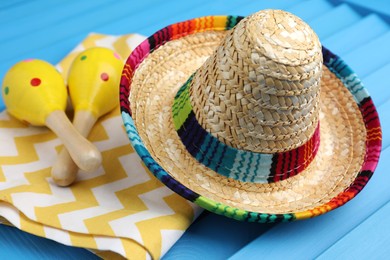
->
[0,0,389,259]
[0,224,96,259]
[321,14,389,55]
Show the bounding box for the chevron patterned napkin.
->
[0,33,202,259]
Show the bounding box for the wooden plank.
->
[0,224,97,259]
[344,0,390,17]
[342,32,390,77]
[163,212,274,259]
[308,4,361,39]
[286,0,335,22]
[0,0,168,62]
[223,0,303,16]
[317,199,390,259]
[2,0,114,40]
[322,14,389,55]
[94,0,304,36]
[0,0,59,23]
[363,63,390,107]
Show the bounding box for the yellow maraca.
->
[1,59,102,174]
[51,47,123,186]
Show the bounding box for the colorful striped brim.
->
[120,12,382,222]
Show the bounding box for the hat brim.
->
[120,15,382,222]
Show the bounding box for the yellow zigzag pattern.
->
[0,34,198,259]
[0,104,196,259]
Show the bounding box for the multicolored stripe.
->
[120,15,244,116]
[172,75,320,183]
[120,16,382,223]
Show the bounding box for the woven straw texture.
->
[130,35,366,214]
[121,12,381,221]
[190,10,322,153]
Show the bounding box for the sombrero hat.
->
[120,10,382,222]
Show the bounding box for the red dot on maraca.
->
[100,73,109,81]
[30,78,41,87]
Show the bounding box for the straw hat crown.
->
[190,10,323,153]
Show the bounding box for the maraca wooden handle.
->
[46,110,101,174]
[51,150,78,186]
[51,110,98,186]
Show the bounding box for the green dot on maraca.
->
[4,86,9,95]
[80,55,87,61]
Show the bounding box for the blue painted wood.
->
[0,0,59,23]
[308,4,361,39]
[2,0,114,40]
[0,224,98,259]
[363,63,390,107]
[317,199,390,259]
[223,0,303,16]
[0,0,178,62]
[344,0,390,17]
[1,0,389,259]
[342,31,390,77]
[0,0,36,11]
[95,0,303,36]
[91,0,251,35]
[322,14,389,55]
[286,0,335,22]
[163,212,274,260]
